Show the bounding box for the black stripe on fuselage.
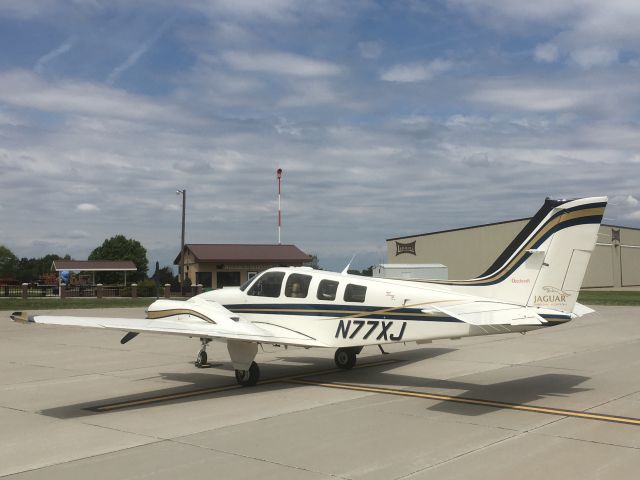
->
[224,303,464,323]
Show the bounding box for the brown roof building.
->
[174,244,312,289]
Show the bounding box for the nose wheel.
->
[195,338,211,368]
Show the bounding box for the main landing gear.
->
[195,338,210,368]
[227,340,260,387]
[334,347,362,370]
[235,361,261,386]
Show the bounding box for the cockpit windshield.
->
[247,271,285,297]
[239,277,254,292]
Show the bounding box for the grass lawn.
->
[0,297,156,311]
[578,290,640,306]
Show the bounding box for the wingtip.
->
[10,311,34,323]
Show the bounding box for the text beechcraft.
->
[11,196,607,386]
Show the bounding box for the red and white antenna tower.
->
[277,168,283,244]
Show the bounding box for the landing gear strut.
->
[235,361,260,386]
[195,338,210,368]
[334,347,361,370]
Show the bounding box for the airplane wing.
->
[425,301,550,326]
[10,297,326,348]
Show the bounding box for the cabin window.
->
[247,272,285,297]
[344,283,367,303]
[317,279,339,301]
[285,273,312,298]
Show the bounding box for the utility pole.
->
[277,168,282,245]
[176,189,186,293]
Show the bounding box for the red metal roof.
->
[52,260,137,272]
[174,244,312,264]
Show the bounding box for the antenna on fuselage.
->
[341,255,356,275]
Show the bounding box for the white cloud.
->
[534,43,559,63]
[0,70,197,125]
[69,229,90,238]
[278,80,341,107]
[468,83,592,112]
[570,46,618,69]
[0,0,63,19]
[76,203,100,212]
[188,0,301,22]
[380,59,453,83]
[625,195,639,207]
[450,0,640,68]
[223,51,342,77]
[3,1,640,272]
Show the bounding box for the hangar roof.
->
[174,244,312,264]
[388,220,639,242]
[387,218,530,242]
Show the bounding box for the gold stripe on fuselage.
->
[146,309,216,324]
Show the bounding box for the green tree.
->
[89,235,148,284]
[0,245,18,279]
[15,253,68,283]
[306,254,322,270]
[156,266,176,285]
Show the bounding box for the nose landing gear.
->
[195,338,211,368]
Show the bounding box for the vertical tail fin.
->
[438,197,607,311]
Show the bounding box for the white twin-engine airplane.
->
[11,196,607,387]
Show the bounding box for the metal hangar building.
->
[386,219,640,289]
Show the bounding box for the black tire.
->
[195,350,207,368]
[235,361,260,386]
[334,348,357,370]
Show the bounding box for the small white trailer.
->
[373,264,448,281]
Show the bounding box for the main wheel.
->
[334,348,357,370]
[235,361,260,386]
[195,350,207,368]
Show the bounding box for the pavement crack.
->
[169,438,351,479]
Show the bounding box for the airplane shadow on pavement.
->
[39,345,590,419]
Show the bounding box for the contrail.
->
[34,38,74,74]
[106,19,174,85]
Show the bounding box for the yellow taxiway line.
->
[89,358,400,412]
[91,359,640,427]
[286,379,640,426]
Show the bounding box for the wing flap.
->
[10,298,326,348]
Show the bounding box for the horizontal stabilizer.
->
[426,302,547,326]
[572,302,595,317]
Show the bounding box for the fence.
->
[0,285,58,297]
[0,284,203,299]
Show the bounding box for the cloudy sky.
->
[1,0,639,272]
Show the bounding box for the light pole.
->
[277,168,282,245]
[176,189,186,293]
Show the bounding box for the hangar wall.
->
[387,222,640,289]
